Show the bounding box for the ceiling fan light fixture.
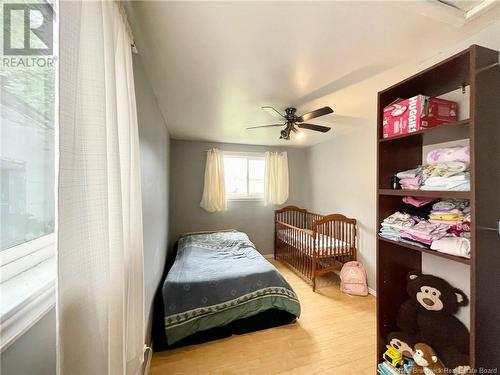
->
[280,129,289,140]
[247,105,333,140]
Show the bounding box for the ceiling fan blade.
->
[297,106,333,122]
[262,106,285,119]
[297,123,331,133]
[246,124,284,130]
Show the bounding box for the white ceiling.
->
[126,1,499,147]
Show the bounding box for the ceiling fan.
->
[246,106,333,140]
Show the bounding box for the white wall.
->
[306,115,377,287]
[0,309,56,375]
[305,19,500,291]
[169,140,310,255]
[133,54,171,343]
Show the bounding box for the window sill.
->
[227,197,264,202]
[0,256,56,352]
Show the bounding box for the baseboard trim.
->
[263,254,274,259]
[368,287,377,297]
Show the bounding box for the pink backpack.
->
[340,261,368,296]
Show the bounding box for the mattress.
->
[277,229,352,255]
[162,231,301,345]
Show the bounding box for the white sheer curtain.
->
[58,2,144,374]
[200,148,226,212]
[264,152,289,206]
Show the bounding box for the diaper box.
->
[382,95,458,139]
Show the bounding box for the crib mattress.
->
[277,229,352,255]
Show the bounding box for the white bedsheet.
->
[277,229,351,255]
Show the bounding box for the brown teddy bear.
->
[389,271,470,373]
[411,343,446,374]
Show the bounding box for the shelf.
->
[379,119,470,143]
[378,237,470,265]
[376,45,500,369]
[378,189,470,199]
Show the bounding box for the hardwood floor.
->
[150,259,377,374]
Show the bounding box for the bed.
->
[275,206,357,291]
[152,230,301,349]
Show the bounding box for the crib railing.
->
[275,206,308,229]
[274,206,325,231]
[305,212,324,230]
[274,206,357,291]
[275,220,314,281]
[313,214,357,262]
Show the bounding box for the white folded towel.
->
[431,237,470,258]
[421,181,470,191]
[423,175,469,187]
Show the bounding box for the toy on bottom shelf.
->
[378,344,415,375]
[410,343,446,374]
[388,271,470,373]
[383,345,405,368]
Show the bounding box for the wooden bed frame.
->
[274,206,357,291]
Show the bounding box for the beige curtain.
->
[200,148,226,212]
[265,152,289,206]
[58,1,144,374]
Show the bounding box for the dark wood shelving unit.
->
[378,189,471,199]
[378,119,470,143]
[376,45,500,371]
[378,237,471,265]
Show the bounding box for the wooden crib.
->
[274,206,357,291]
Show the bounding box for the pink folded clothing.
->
[426,145,470,165]
[401,233,433,246]
[402,196,435,207]
[400,184,420,190]
[447,221,471,237]
[403,221,449,241]
[429,219,464,226]
[399,177,421,186]
[430,237,470,258]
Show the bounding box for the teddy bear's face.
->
[407,272,468,314]
[416,286,444,311]
[413,348,438,367]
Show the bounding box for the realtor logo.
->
[3,3,54,55]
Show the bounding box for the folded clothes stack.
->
[421,161,470,191]
[422,145,470,191]
[431,237,471,258]
[378,198,471,258]
[379,212,414,242]
[429,199,471,257]
[429,208,464,224]
[429,199,470,226]
[400,221,449,248]
[394,145,470,191]
[396,167,423,190]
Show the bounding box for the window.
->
[224,153,265,200]
[0,0,57,351]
